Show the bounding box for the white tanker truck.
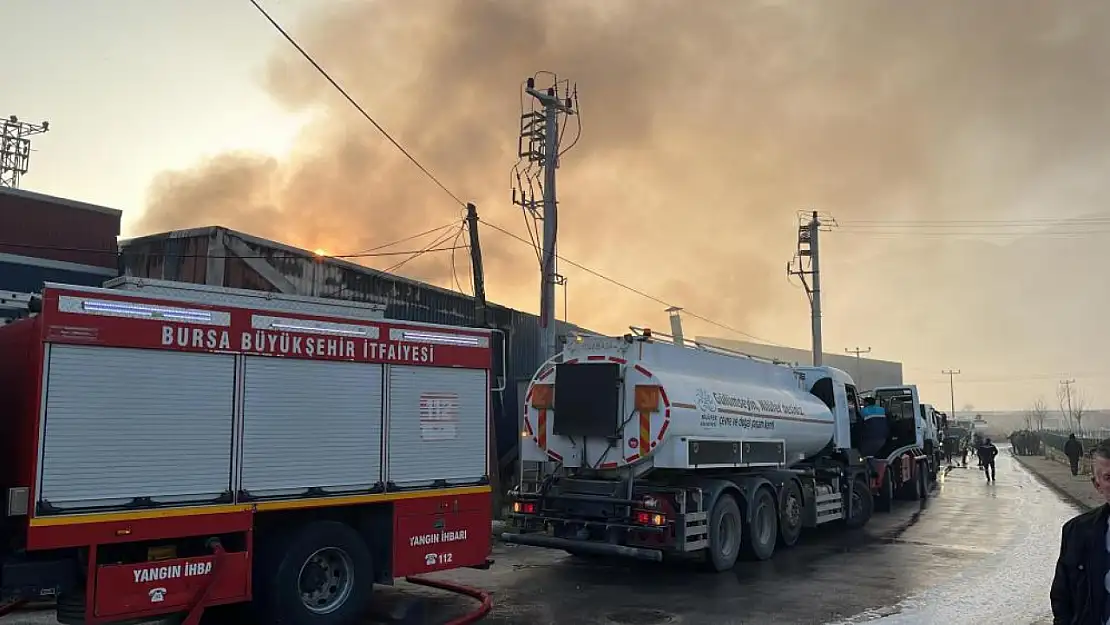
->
[503,330,933,571]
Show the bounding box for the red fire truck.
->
[0,280,495,625]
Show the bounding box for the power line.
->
[383,221,466,274]
[835,216,1110,239]
[916,372,1110,384]
[479,219,787,346]
[245,0,465,207]
[839,217,1110,225]
[350,221,459,255]
[246,0,785,347]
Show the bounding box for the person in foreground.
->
[1050,438,1110,625]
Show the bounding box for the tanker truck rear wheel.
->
[704,493,742,572]
[844,477,874,529]
[741,487,778,561]
[777,480,804,548]
[918,462,930,500]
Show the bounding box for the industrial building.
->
[117,225,593,474]
[0,187,121,321]
[0,190,593,477]
[697,336,904,390]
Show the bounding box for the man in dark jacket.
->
[1051,439,1110,625]
[977,438,999,481]
[1065,434,1084,476]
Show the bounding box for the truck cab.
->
[861,385,925,456]
[858,385,934,503]
[793,365,861,453]
[919,403,945,472]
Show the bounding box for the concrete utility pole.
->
[787,211,831,366]
[523,77,575,359]
[845,346,871,388]
[0,115,50,188]
[1060,378,1075,429]
[464,203,490,327]
[942,369,961,422]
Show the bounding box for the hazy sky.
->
[7,0,1110,414]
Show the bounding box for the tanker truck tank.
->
[507,331,891,570]
[520,334,843,474]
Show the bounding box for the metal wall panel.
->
[386,366,487,488]
[239,357,384,498]
[0,188,121,269]
[0,260,113,294]
[38,345,235,510]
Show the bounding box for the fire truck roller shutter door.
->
[387,366,487,488]
[239,357,384,498]
[38,345,236,511]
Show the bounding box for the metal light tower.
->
[519,75,575,359]
[1,115,50,188]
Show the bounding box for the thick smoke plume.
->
[138,0,1110,349]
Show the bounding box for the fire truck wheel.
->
[742,487,778,561]
[258,521,375,625]
[777,480,804,548]
[705,493,742,572]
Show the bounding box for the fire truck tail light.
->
[512,501,537,514]
[81,299,213,322]
[635,511,666,526]
[6,487,29,517]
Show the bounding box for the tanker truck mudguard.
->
[502,331,934,571]
[0,281,497,625]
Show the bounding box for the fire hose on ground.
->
[405,575,493,625]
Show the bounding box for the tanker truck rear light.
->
[513,501,538,514]
[635,511,667,527]
[634,385,661,412]
[530,384,554,409]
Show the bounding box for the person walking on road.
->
[978,438,998,481]
[1050,438,1110,625]
[1065,433,1084,477]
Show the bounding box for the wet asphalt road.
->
[379,450,1083,625]
[1,451,1085,625]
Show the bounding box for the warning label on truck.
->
[420,393,459,441]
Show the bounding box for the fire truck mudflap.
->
[0,281,498,625]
